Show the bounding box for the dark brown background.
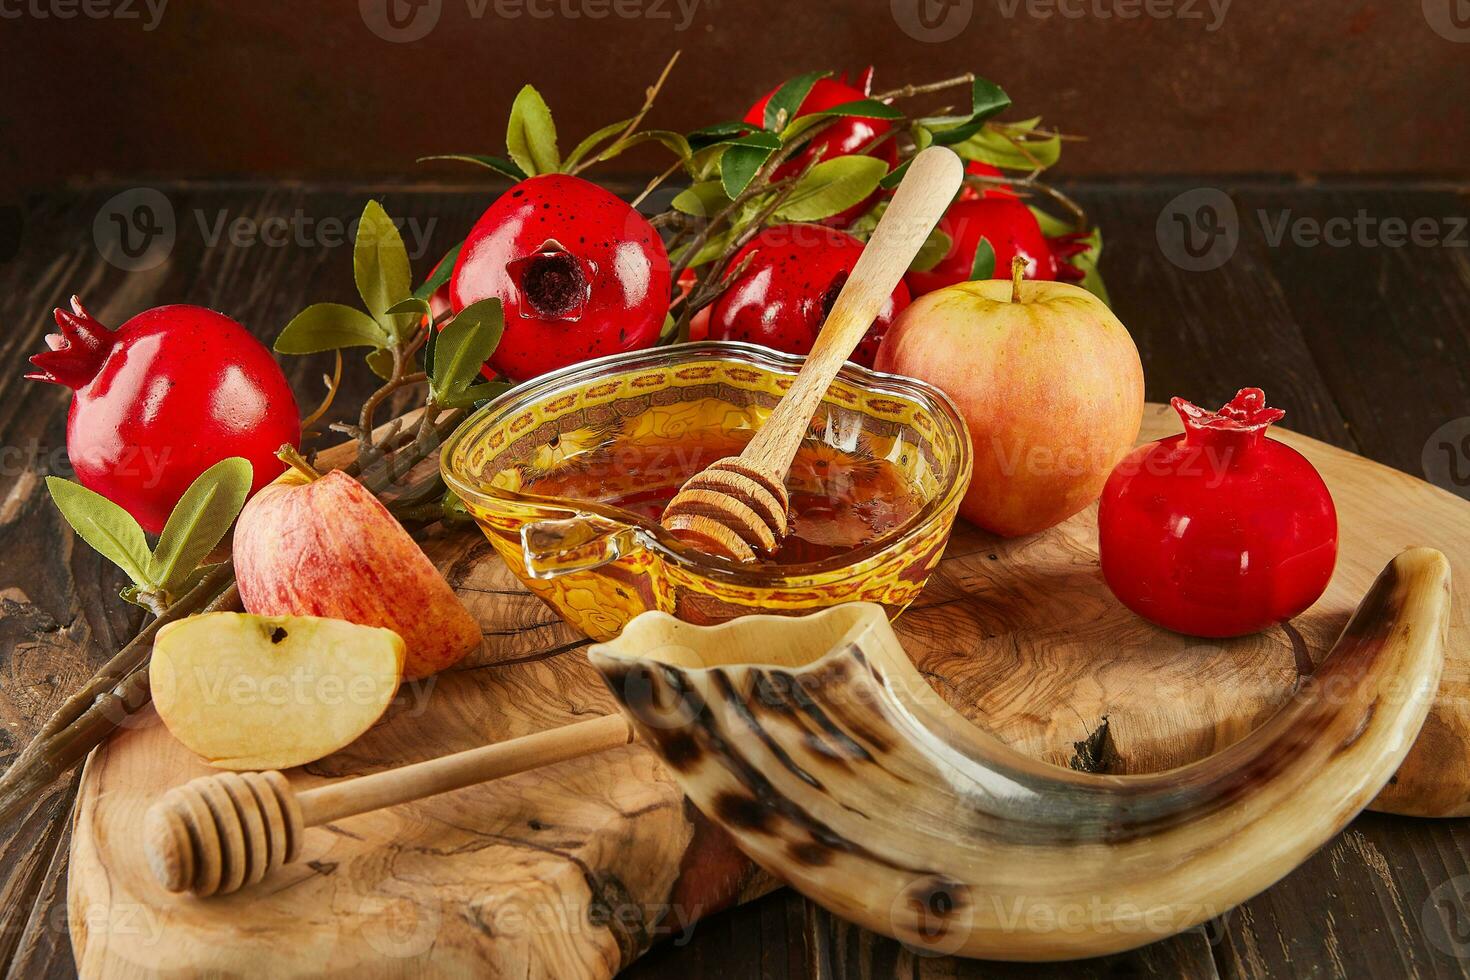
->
[1,0,1467,190]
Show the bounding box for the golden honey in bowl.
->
[440,341,972,640]
[523,431,925,566]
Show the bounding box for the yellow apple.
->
[875,276,1143,537]
[233,466,482,678]
[150,612,404,770]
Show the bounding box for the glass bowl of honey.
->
[440,341,972,640]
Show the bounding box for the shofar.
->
[589,547,1451,961]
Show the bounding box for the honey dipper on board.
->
[659,146,965,561]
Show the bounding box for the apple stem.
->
[1010,256,1026,303]
[276,444,323,482]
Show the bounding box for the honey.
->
[521,433,924,565]
[441,342,972,640]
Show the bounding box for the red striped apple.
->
[875,267,1144,537]
[233,462,481,678]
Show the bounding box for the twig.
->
[871,72,976,103]
[300,350,344,435]
[569,51,680,176]
[632,159,684,210]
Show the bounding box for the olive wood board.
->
[68,402,1469,978]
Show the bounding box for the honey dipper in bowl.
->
[660,146,965,561]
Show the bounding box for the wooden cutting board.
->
[68,403,1470,978]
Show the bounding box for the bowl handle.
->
[521,515,643,579]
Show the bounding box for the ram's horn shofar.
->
[589,547,1450,961]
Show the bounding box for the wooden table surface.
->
[1,177,1468,978]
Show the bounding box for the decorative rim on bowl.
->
[440,341,973,585]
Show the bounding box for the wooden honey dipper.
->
[659,146,964,561]
[144,713,634,896]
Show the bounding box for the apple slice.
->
[150,612,405,771]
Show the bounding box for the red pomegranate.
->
[449,173,671,381]
[705,225,909,367]
[743,70,897,228]
[27,298,300,534]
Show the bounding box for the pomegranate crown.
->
[25,296,114,389]
[1172,387,1286,444]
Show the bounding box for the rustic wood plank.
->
[1251,185,1470,481]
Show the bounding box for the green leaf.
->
[597,129,694,169]
[762,71,828,131]
[387,296,431,319]
[670,229,732,269]
[46,477,154,589]
[970,236,997,280]
[953,117,1062,171]
[719,131,782,198]
[414,241,462,302]
[879,159,911,190]
[969,77,1012,122]
[917,78,1012,147]
[773,156,888,222]
[687,120,755,147]
[921,77,1011,129]
[1031,207,1110,304]
[147,458,252,595]
[462,380,515,408]
[671,180,731,217]
[417,154,527,181]
[910,227,953,272]
[562,117,634,172]
[779,98,903,143]
[275,303,389,355]
[367,348,396,380]
[506,85,560,177]
[430,298,505,407]
[354,200,414,343]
